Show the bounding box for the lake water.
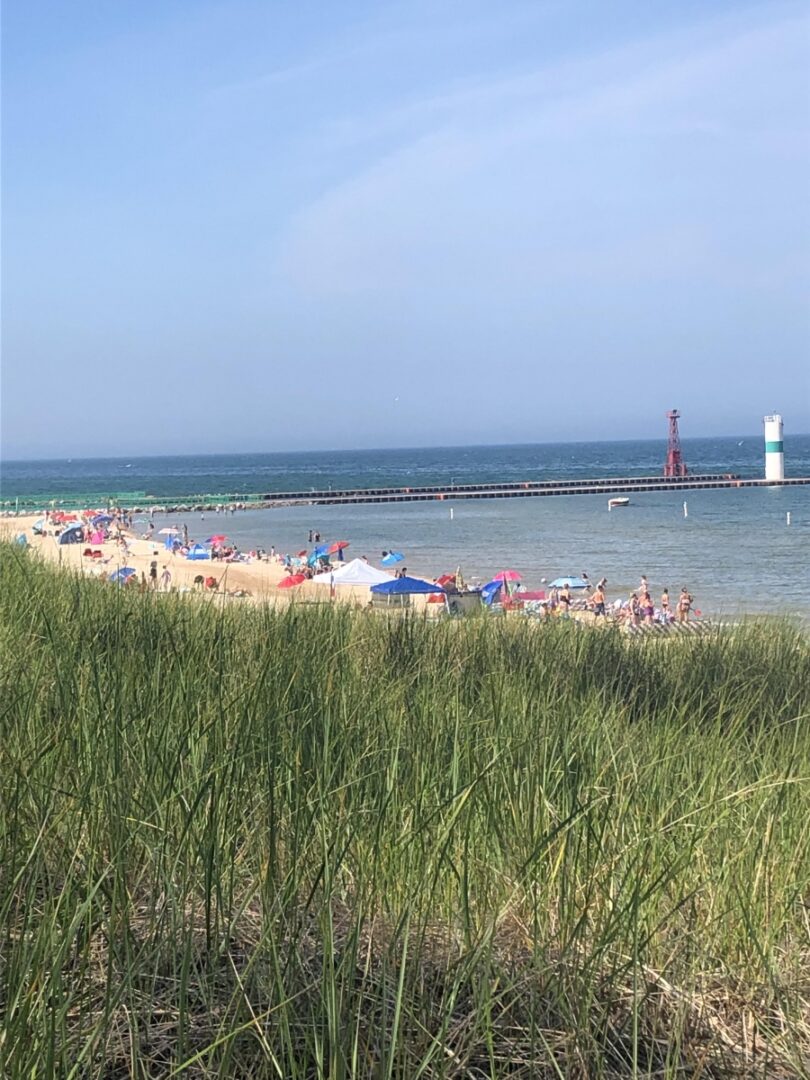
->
[3,437,809,618]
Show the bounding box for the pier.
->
[5,473,810,514]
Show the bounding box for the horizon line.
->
[4,430,810,466]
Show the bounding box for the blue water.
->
[3,437,809,618]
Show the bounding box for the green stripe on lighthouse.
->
[765,441,783,453]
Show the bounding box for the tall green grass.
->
[1,542,808,1077]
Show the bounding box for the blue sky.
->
[2,0,809,458]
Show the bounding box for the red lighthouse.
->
[664,410,687,477]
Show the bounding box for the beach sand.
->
[1,515,426,612]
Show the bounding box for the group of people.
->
[551,573,695,625]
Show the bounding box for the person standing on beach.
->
[641,591,654,625]
[677,587,693,623]
[661,589,670,620]
[558,584,571,617]
[149,559,158,589]
[160,565,171,591]
[629,593,640,626]
[592,582,606,617]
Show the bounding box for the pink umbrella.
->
[278,573,307,589]
[493,569,521,582]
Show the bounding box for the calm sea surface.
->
[3,437,809,618]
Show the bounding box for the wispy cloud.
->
[276,6,808,299]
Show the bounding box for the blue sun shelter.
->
[185,543,210,561]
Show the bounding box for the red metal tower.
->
[664,410,687,477]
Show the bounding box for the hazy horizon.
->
[3,429,807,466]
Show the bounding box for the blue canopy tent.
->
[185,543,210,561]
[59,525,84,545]
[370,576,444,596]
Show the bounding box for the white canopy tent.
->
[310,558,394,587]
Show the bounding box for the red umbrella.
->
[493,569,521,582]
[207,534,228,544]
[278,573,307,589]
[328,540,349,555]
[435,573,457,587]
[296,549,308,558]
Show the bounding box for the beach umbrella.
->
[493,569,521,582]
[205,534,227,544]
[381,551,404,566]
[278,573,307,589]
[435,573,457,587]
[480,579,504,606]
[296,549,308,558]
[307,543,330,566]
[92,514,114,526]
[158,527,179,535]
[370,576,444,596]
[328,541,350,555]
[109,567,137,584]
[548,576,590,590]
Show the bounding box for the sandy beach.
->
[1,514,427,612]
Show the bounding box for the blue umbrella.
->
[307,543,330,566]
[548,576,590,590]
[381,551,405,566]
[92,514,114,525]
[109,567,137,583]
[370,576,443,596]
[480,579,504,606]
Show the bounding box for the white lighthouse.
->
[763,414,784,482]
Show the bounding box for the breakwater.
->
[4,472,810,513]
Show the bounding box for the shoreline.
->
[1,515,430,614]
[6,514,807,630]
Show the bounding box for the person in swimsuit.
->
[629,593,640,626]
[591,583,606,616]
[558,584,571,616]
[641,591,654,625]
[677,587,693,623]
[661,588,670,620]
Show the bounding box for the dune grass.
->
[1,542,808,1078]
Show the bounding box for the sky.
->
[2,0,809,459]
